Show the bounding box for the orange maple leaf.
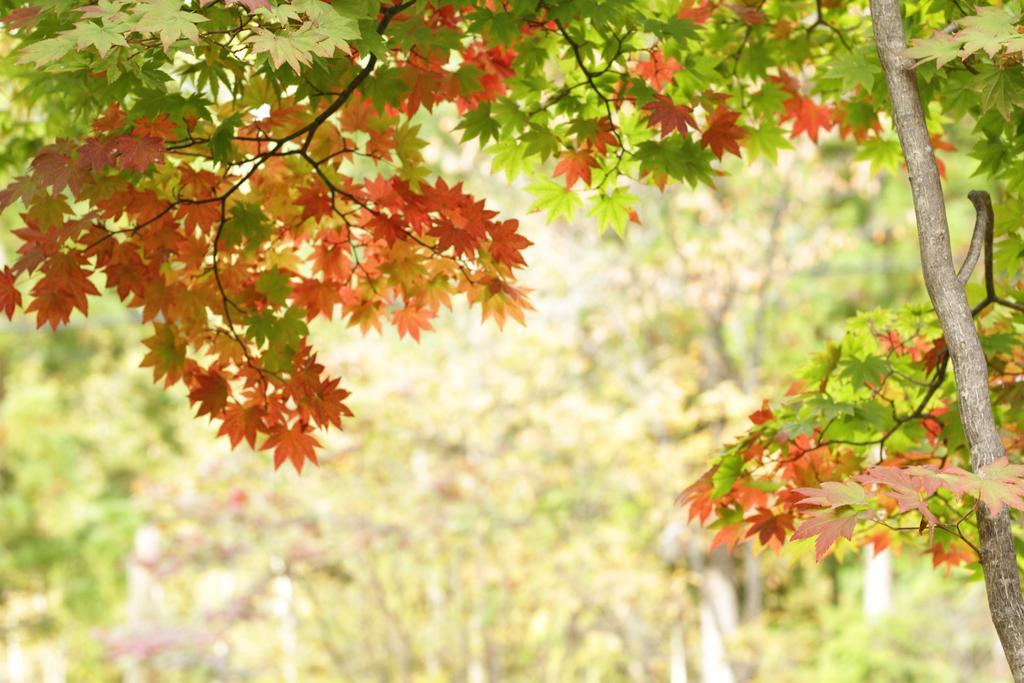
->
[701,106,746,159]
[553,149,599,189]
[262,423,321,473]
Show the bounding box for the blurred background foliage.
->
[0,98,1011,681]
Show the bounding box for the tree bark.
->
[870,0,1024,678]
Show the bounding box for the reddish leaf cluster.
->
[0,4,534,472]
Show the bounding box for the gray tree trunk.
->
[870,0,1024,678]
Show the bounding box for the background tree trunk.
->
[691,546,738,683]
[862,548,892,621]
[871,0,1024,678]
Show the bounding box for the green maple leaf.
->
[651,16,699,44]
[958,7,1019,58]
[711,451,743,499]
[457,102,501,146]
[17,34,75,66]
[749,82,789,118]
[78,0,130,23]
[69,21,129,57]
[393,122,427,160]
[904,34,963,67]
[222,202,272,253]
[211,113,242,164]
[527,178,583,222]
[839,354,888,387]
[256,268,292,306]
[589,187,636,237]
[248,28,317,73]
[634,137,715,188]
[853,135,903,174]
[522,126,560,161]
[246,306,308,349]
[974,66,1024,120]
[293,0,360,54]
[488,139,529,180]
[131,0,207,52]
[822,47,880,92]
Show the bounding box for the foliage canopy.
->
[3,0,1024,575]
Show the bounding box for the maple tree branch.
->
[525,80,591,117]
[210,201,265,379]
[291,0,414,152]
[298,150,484,286]
[807,0,851,50]
[730,2,767,77]
[957,190,990,286]
[872,0,1024,678]
[966,192,1024,316]
[552,19,625,151]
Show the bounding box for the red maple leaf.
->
[291,277,343,319]
[188,370,230,419]
[749,399,773,425]
[701,106,746,159]
[132,115,178,141]
[218,401,266,449]
[710,524,744,552]
[292,373,352,430]
[928,541,976,574]
[31,146,86,195]
[553,149,599,189]
[140,323,187,386]
[0,267,22,319]
[791,508,869,560]
[77,137,118,171]
[575,117,618,154]
[175,202,221,232]
[921,337,946,373]
[643,95,697,138]
[297,185,334,223]
[744,507,794,546]
[488,219,532,267]
[114,135,164,172]
[1,6,41,29]
[429,220,479,256]
[634,51,681,91]
[225,0,271,10]
[262,422,321,473]
[679,475,715,523]
[92,103,126,133]
[783,96,835,143]
[677,0,716,24]
[0,175,39,212]
[855,467,942,527]
[392,304,434,341]
[365,128,395,161]
[26,253,100,328]
[727,3,765,24]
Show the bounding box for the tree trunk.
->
[862,548,892,621]
[870,0,1024,678]
[691,546,738,683]
[669,619,689,683]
